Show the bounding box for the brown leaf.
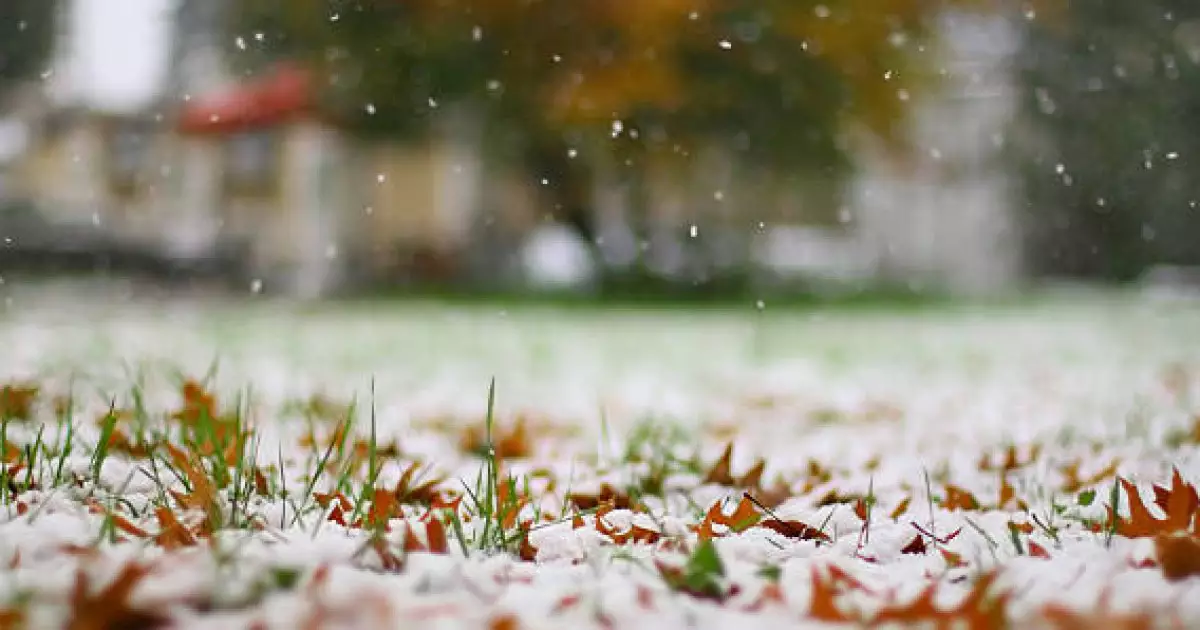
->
[66,562,169,630]
[489,614,520,630]
[153,507,199,550]
[758,519,830,543]
[900,536,927,555]
[1061,459,1120,493]
[1110,469,1200,538]
[702,443,772,496]
[696,495,761,540]
[356,487,399,532]
[805,566,856,623]
[165,444,217,512]
[0,608,24,630]
[567,483,635,511]
[459,417,531,460]
[394,463,444,506]
[108,512,150,540]
[1035,602,1155,630]
[1155,533,1200,581]
[425,517,449,554]
[871,571,1009,629]
[1028,541,1051,559]
[942,485,981,511]
[0,384,38,420]
[518,521,539,562]
[979,444,1041,473]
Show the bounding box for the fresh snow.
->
[0,283,1198,628]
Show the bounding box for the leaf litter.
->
[0,300,1197,627]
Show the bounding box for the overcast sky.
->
[51,0,173,113]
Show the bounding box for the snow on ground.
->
[0,283,1198,628]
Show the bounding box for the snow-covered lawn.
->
[1,285,1199,628]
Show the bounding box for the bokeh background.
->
[0,0,1198,304]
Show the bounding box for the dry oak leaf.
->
[153,506,200,550]
[459,417,532,460]
[1061,459,1120,493]
[164,443,218,513]
[758,518,831,543]
[0,608,24,630]
[0,383,38,420]
[66,562,170,630]
[805,565,872,623]
[567,483,636,511]
[942,485,981,511]
[703,442,765,489]
[1110,468,1199,538]
[696,495,761,540]
[1155,533,1200,582]
[870,571,1010,630]
[702,443,792,507]
[1033,600,1164,630]
[394,462,445,506]
[978,444,1042,473]
[593,509,663,545]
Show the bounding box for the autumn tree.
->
[227,0,992,285]
[1011,0,1200,280]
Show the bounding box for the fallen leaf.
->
[1155,533,1200,581]
[758,518,830,542]
[1110,469,1199,538]
[942,485,981,511]
[871,571,1009,629]
[66,562,169,630]
[901,536,927,555]
[696,495,761,540]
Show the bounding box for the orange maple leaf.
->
[1110,469,1200,538]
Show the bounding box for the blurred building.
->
[2,2,1027,298]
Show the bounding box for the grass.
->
[0,294,1195,628]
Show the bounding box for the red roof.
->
[177,64,314,135]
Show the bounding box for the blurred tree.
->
[0,0,59,103]
[1012,1,1200,280]
[227,0,993,284]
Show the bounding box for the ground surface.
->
[0,283,1199,629]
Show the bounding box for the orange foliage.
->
[1110,469,1199,538]
[0,383,38,420]
[66,562,169,630]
